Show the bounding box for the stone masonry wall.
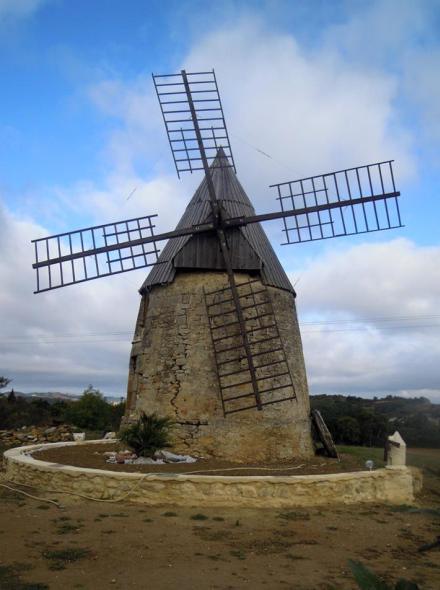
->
[125,271,314,462]
[4,443,420,509]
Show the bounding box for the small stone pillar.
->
[385,431,406,467]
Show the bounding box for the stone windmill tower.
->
[124,150,314,462]
[31,69,402,463]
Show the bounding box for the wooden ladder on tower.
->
[204,279,296,415]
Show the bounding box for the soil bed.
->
[1,446,438,589]
[33,442,371,476]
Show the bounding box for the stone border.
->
[3,441,420,508]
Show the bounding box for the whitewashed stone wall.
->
[4,442,421,508]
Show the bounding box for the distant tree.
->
[110,400,126,431]
[7,389,16,404]
[64,385,112,431]
[336,416,361,444]
[0,376,11,390]
[358,411,388,447]
[311,393,439,449]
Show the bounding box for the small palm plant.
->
[119,412,173,457]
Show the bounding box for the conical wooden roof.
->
[141,149,294,294]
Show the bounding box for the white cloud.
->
[182,19,415,201]
[290,239,440,401]
[295,238,440,317]
[87,77,166,177]
[404,49,440,144]
[322,0,440,154]
[322,0,431,65]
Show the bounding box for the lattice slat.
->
[271,161,402,244]
[153,70,235,178]
[204,279,296,415]
[32,215,160,293]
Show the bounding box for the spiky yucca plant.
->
[119,412,173,457]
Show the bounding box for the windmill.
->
[32,70,402,462]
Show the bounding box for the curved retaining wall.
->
[3,441,420,509]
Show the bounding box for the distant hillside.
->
[311,394,440,448]
[0,391,123,404]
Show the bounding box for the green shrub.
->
[63,386,112,431]
[119,412,173,457]
[348,560,419,590]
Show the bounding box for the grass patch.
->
[337,445,385,468]
[190,513,209,521]
[162,511,178,517]
[111,513,128,518]
[57,523,82,535]
[212,516,225,522]
[36,505,50,510]
[194,529,231,542]
[42,547,91,570]
[285,553,305,561]
[389,505,440,517]
[388,504,414,512]
[0,488,26,505]
[48,562,66,571]
[278,511,310,521]
[143,518,153,523]
[0,563,48,590]
[230,549,246,560]
[339,445,440,474]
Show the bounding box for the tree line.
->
[312,394,440,448]
[0,384,125,433]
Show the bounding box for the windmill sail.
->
[153,70,235,177]
[270,160,402,244]
[32,215,161,293]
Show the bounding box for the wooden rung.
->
[256,371,291,382]
[221,378,253,389]
[260,395,296,407]
[222,391,255,403]
[250,346,284,358]
[216,353,247,366]
[258,383,294,395]
[211,318,240,329]
[219,366,251,378]
[212,330,242,343]
[255,358,287,371]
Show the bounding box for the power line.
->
[301,314,440,325]
[302,325,440,334]
[0,315,439,344]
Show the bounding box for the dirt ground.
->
[0,448,439,590]
[33,443,366,476]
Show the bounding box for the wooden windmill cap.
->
[140,148,295,295]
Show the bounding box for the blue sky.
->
[0,0,439,400]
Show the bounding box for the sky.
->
[0,0,439,402]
